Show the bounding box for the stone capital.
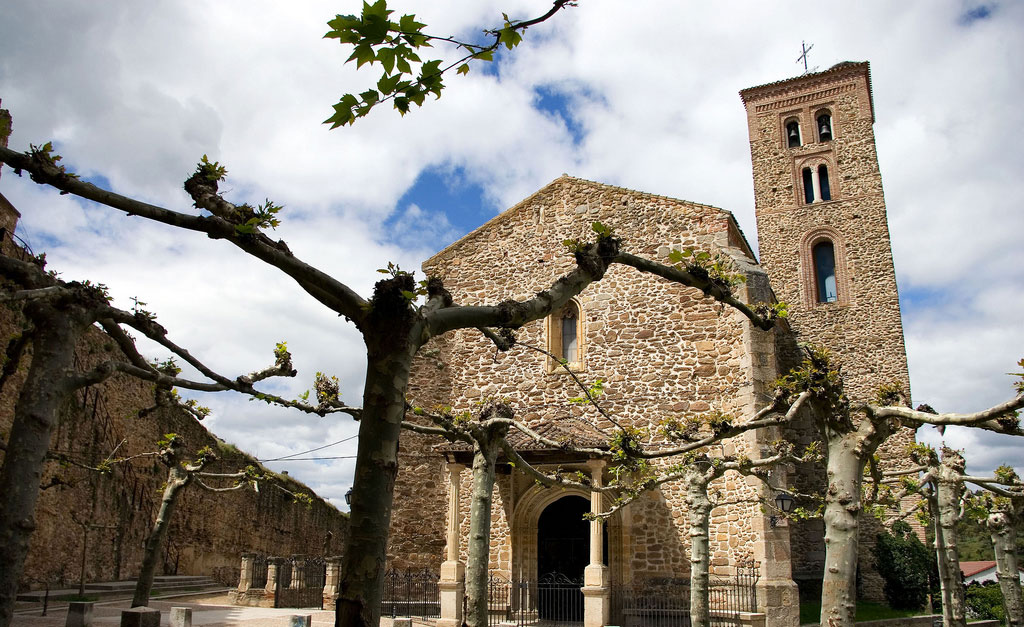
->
[439,560,465,582]
[583,564,610,588]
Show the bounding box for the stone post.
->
[262,557,284,608]
[238,553,256,593]
[169,607,192,627]
[582,460,610,627]
[119,607,160,627]
[65,601,93,627]
[438,463,466,627]
[323,555,343,610]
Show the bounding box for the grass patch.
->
[800,601,930,624]
[58,594,99,603]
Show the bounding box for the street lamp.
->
[770,491,794,528]
[345,487,353,506]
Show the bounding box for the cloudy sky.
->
[1,1,1022,508]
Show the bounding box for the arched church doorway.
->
[537,495,608,578]
[536,495,607,622]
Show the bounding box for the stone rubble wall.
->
[393,176,788,583]
[0,208,347,591]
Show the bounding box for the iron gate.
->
[276,556,326,609]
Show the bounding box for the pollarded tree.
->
[0,247,320,627]
[400,330,807,627]
[774,349,1024,627]
[979,487,1024,627]
[894,446,1024,627]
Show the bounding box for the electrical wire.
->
[257,434,357,462]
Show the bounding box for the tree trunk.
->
[987,504,1023,627]
[336,345,417,627]
[935,455,966,627]
[0,306,84,627]
[132,466,192,607]
[685,469,713,627]
[819,435,866,627]
[464,429,505,627]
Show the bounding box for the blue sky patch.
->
[899,285,950,317]
[959,3,993,25]
[533,85,584,145]
[390,165,491,240]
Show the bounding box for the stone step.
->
[16,576,225,603]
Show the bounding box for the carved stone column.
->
[323,555,343,611]
[438,463,466,627]
[582,460,610,627]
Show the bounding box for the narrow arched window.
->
[561,307,578,363]
[549,300,583,370]
[813,241,838,303]
[818,165,832,201]
[786,120,802,148]
[817,113,833,142]
[802,168,815,204]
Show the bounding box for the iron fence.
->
[611,568,759,627]
[276,556,326,609]
[251,555,269,589]
[485,572,584,627]
[381,568,440,618]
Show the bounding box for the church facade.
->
[390,62,912,627]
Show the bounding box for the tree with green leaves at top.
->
[772,348,1024,627]
[0,139,780,627]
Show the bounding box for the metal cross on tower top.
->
[797,41,814,74]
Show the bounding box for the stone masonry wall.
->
[742,62,915,600]
[0,208,347,591]
[393,176,786,583]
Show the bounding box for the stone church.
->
[390,62,913,627]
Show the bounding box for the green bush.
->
[874,521,937,610]
[965,581,1006,623]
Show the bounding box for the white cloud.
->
[3,0,1023,507]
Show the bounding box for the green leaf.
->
[398,14,426,34]
[456,63,471,76]
[498,26,523,50]
[377,73,402,94]
[377,47,396,73]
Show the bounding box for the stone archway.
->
[510,481,626,586]
[537,495,592,580]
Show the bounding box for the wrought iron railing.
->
[485,572,584,627]
[276,556,326,609]
[251,555,269,589]
[610,568,759,627]
[381,568,440,618]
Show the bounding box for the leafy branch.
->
[324,0,576,127]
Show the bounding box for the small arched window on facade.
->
[786,119,802,148]
[549,300,583,370]
[817,112,833,142]
[812,240,838,303]
[802,168,815,204]
[818,165,832,201]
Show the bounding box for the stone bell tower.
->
[739,61,910,403]
[740,62,916,600]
